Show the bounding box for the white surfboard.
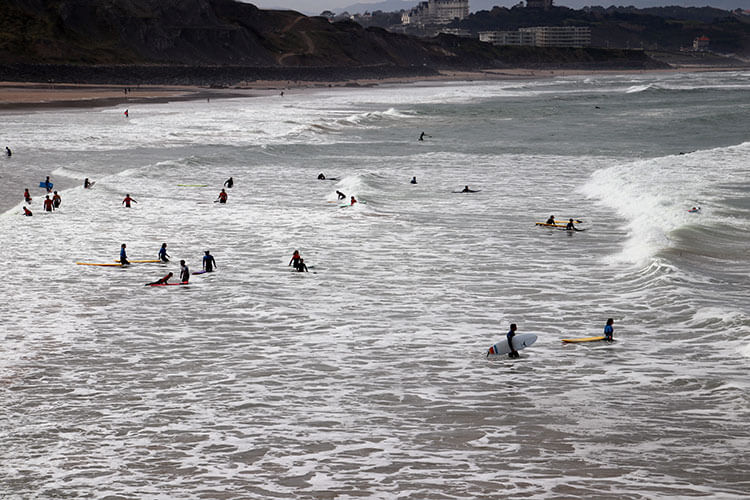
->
[487,333,537,356]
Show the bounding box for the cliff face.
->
[0,0,666,72]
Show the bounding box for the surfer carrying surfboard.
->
[604,318,614,341]
[44,176,52,193]
[507,323,520,358]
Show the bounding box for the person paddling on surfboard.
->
[120,243,130,266]
[203,251,217,272]
[179,260,190,283]
[146,272,173,286]
[336,190,346,200]
[604,318,614,341]
[461,186,478,193]
[158,243,170,263]
[507,323,520,359]
[565,218,581,231]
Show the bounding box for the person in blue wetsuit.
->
[604,318,614,341]
[507,323,519,358]
[158,243,170,262]
[203,250,217,272]
[120,243,130,265]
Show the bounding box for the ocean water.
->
[1,71,749,499]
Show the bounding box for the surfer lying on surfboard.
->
[146,272,173,286]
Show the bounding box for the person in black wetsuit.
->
[84,178,91,189]
[507,323,520,359]
[158,243,170,262]
[180,260,190,283]
[318,173,326,180]
[565,218,581,231]
[203,250,217,272]
[410,177,417,184]
[296,258,308,272]
[546,215,555,225]
[336,190,345,200]
[120,244,130,265]
[224,177,234,188]
[461,186,478,193]
[289,250,301,269]
[5,147,11,157]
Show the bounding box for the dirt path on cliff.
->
[277,15,316,65]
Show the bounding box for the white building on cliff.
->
[402,0,470,26]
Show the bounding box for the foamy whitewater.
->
[1,71,749,499]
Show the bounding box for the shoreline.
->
[1,65,747,110]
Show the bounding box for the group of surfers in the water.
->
[545,214,582,231]
[496,318,615,359]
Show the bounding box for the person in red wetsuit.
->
[146,272,173,286]
[217,189,228,204]
[350,196,357,206]
[23,206,33,216]
[43,195,54,212]
[122,194,137,207]
[24,189,32,204]
[289,250,301,269]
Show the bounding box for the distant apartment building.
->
[526,0,553,8]
[479,26,591,48]
[402,0,470,26]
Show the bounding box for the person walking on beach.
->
[158,243,170,263]
[146,272,173,286]
[224,177,233,188]
[179,260,190,283]
[217,189,228,204]
[289,250,301,269]
[120,243,130,266]
[122,194,137,208]
[604,318,615,341]
[203,251,217,272]
[24,189,32,204]
[43,195,54,212]
[52,191,61,209]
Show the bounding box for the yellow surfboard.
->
[114,259,161,263]
[561,336,606,343]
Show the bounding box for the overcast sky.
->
[246,1,746,13]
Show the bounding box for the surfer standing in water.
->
[24,189,32,204]
[44,176,52,192]
[604,318,614,341]
[84,178,92,189]
[120,244,130,266]
[203,251,217,272]
[546,215,556,225]
[122,194,137,207]
[158,243,170,262]
[410,176,417,184]
[43,195,54,212]
[224,177,233,188]
[565,218,581,231]
[179,260,190,283]
[289,250,301,269]
[350,196,357,206]
[52,191,61,209]
[507,323,520,359]
[5,146,11,157]
[336,190,346,200]
[217,189,228,204]
[296,258,309,272]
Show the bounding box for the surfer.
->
[203,251,217,272]
[419,132,430,141]
[23,206,32,216]
[224,177,233,188]
[44,176,52,192]
[350,196,357,206]
[146,272,173,286]
[461,186,478,193]
[124,109,129,118]
[122,194,137,208]
[410,176,417,184]
[52,191,61,209]
[158,243,170,263]
[336,190,346,200]
[296,258,309,272]
[43,195,54,212]
[507,323,520,359]
[120,244,130,266]
[318,173,326,180]
[179,260,190,283]
[565,218,581,231]
[24,189,32,204]
[217,189,228,204]
[84,178,92,189]
[604,318,614,341]
[546,215,555,225]
[5,146,11,157]
[289,249,301,269]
